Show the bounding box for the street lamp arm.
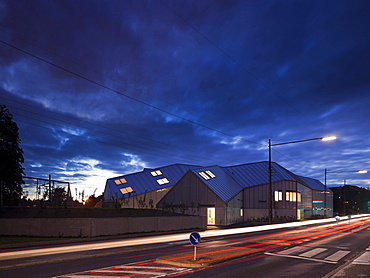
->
[270,136,336,147]
[326,170,367,174]
[267,135,336,223]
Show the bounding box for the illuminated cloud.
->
[0,0,369,196]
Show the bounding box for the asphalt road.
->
[1,215,369,278]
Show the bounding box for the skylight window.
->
[114,178,127,185]
[120,186,133,194]
[205,170,216,178]
[199,172,210,180]
[151,170,162,176]
[199,170,216,180]
[157,178,169,185]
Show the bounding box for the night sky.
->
[1,0,369,199]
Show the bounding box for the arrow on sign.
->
[191,234,199,244]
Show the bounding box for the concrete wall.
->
[0,216,206,237]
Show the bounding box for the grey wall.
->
[0,216,206,237]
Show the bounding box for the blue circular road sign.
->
[189,232,201,245]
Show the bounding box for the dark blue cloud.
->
[1,0,369,198]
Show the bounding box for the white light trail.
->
[1,214,369,261]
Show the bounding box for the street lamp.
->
[268,136,336,224]
[324,169,367,216]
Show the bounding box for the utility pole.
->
[268,139,273,224]
[0,181,3,207]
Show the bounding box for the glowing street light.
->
[324,169,367,216]
[322,136,337,141]
[268,135,337,224]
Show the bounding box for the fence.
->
[22,175,72,206]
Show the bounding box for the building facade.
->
[104,161,333,225]
[330,184,370,215]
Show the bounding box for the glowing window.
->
[199,172,210,180]
[151,170,162,176]
[205,170,216,178]
[274,191,283,201]
[115,178,128,185]
[286,191,297,202]
[120,187,133,194]
[157,178,169,185]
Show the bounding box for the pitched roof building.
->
[104,161,333,225]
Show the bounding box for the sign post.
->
[189,232,201,261]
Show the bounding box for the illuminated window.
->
[120,187,133,194]
[286,191,297,202]
[157,178,169,185]
[151,170,162,176]
[205,170,216,178]
[199,172,210,180]
[199,170,216,180]
[274,190,283,201]
[114,178,128,185]
[240,209,243,216]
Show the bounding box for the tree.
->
[0,105,24,206]
[51,187,68,207]
[84,194,103,208]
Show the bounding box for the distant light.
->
[322,136,337,141]
[358,170,368,174]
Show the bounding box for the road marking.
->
[299,248,327,257]
[54,264,193,278]
[279,247,306,255]
[353,251,370,265]
[325,250,350,261]
[266,248,351,264]
[265,252,337,264]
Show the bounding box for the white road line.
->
[325,250,350,261]
[54,265,192,278]
[353,251,370,265]
[93,270,171,275]
[107,265,187,270]
[265,252,337,264]
[57,274,112,278]
[278,247,306,255]
[3,215,369,262]
[299,248,327,257]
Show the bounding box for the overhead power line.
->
[160,0,317,127]
[0,39,262,147]
[2,96,243,166]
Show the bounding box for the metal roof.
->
[105,163,201,200]
[105,161,327,202]
[223,161,300,188]
[299,176,330,191]
[191,166,243,203]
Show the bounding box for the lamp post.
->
[268,136,336,224]
[324,169,367,216]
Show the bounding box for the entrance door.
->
[297,209,302,220]
[207,207,215,225]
